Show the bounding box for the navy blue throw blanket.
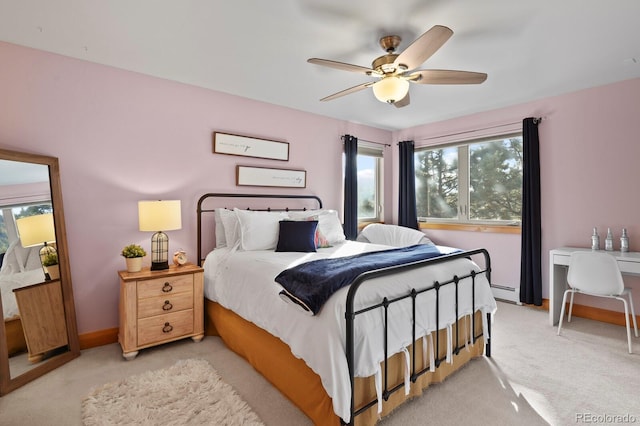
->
[276,244,451,315]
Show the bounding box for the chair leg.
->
[568,290,576,322]
[627,291,638,337]
[557,289,571,335]
[618,297,633,354]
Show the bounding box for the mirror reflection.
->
[0,159,68,379]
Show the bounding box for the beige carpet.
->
[1,302,638,425]
[81,359,264,426]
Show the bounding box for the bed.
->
[197,193,497,425]
[1,241,46,356]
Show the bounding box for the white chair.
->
[557,251,638,353]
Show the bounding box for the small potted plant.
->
[121,244,146,273]
[42,251,60,280]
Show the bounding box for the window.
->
[0,211,8,253]
[0,203,53,253]
[357,145,384,222]
[415,134,523,224]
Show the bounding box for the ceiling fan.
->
[308,25,487,108]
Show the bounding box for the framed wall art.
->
[213,132,289,161]
[236,165,306,188]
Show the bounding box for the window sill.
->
[419,222,521,235]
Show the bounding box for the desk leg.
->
[549,256,568,326]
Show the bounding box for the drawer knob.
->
[162,300,173,311]
[162,282,173,293]
[162,322,173,333]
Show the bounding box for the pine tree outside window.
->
[414,134,523,225]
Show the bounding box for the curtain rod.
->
[412,116,545,143]
[342,116,544,146]
[341,135,391,147]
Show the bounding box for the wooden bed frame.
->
[197,193,492,425]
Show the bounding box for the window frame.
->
[356,145,384,223]
[415,132,523,227]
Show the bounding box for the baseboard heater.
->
[491,284,521,305]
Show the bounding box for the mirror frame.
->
[0,147,80,395]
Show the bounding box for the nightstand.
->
[13,279,69,363]
[118,263,204,360]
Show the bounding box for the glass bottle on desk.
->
[621,228,629,253]
[605,228,614,251]
[591,228,600,250]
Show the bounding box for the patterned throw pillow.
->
[307,215,331,248]
[288,210,343,248]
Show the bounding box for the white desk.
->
[548,247,640,325]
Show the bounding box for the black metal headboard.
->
[196,193,323,266]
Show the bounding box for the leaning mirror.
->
[0,148,80,396]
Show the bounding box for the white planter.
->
[125,257,143,273]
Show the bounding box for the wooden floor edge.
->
[79,327,118,350]
[528,298,639,328]
[78,299,638,350]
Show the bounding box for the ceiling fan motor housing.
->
[372,54,402,74]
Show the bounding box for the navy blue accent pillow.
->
[276,220,318,252]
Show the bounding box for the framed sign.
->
[213,132,289,161]
[236,165,306,188]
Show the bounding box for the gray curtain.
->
[343,135,358,240]
[398,140,418,229]
[519,118,542,305]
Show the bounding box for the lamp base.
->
[150,261,169,271]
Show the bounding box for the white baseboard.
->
[491,284,522,305]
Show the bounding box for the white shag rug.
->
[82,359,264,426]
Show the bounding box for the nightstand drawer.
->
[137,310,194,346]
[137,291,194,318]
[137,274,193,299]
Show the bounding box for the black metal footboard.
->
[343,248,492,425]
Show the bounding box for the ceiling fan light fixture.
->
[372,76,409,104]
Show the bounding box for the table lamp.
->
[16,212,57,280]
[138,200,182,270]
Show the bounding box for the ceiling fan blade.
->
[394,92,410,108]
[308,58,374,75]
[409,69,488,84]
[320,82,374,101]
[394,25,453,71]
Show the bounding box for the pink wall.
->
[2,39,639,333]
[394,77,640,312]
[0,41,391,333]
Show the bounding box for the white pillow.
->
[214,208,227,248]
[219,208,241,248]
[234,208,288,251]
[289,209,346,245]
[0,240,21,275]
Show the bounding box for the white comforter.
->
[1,268,46,319]
[204,241,497,422]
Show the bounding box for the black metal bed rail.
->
[196,192,323,266]
[343,248,492,425]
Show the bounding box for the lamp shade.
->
[138,200,182,232]
[16,213,56,247]
[372,76,410,104]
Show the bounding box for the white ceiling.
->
[1,0,639,131]
[0,160,49,185]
